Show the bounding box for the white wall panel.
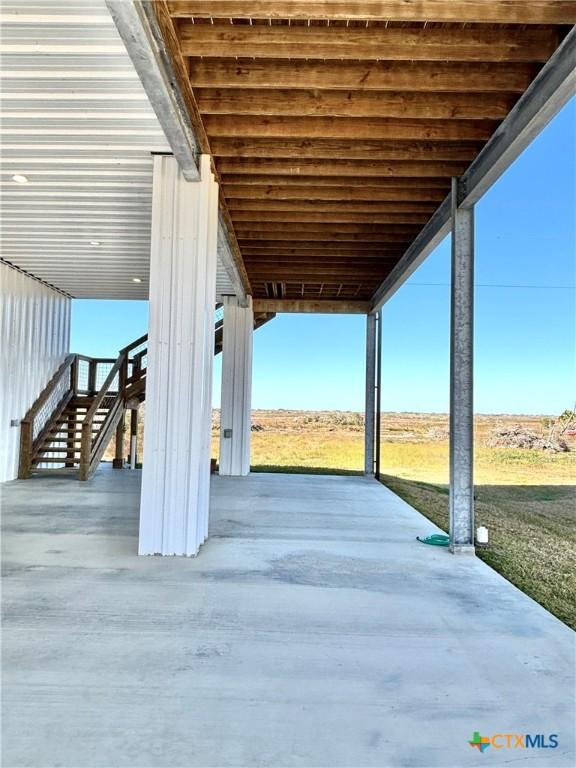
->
[138,155,218,556]
[219,297,254,477]
[0,0,239,301]
[0,262,70,482]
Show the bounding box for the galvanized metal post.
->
[375,311,383,479]
[364,313,377,475]
[449,178,475,554]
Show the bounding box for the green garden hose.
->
[416,533,450,547]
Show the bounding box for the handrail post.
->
[112,352,128,469]
[119,352,128,394]
[70,355,78,395]
[66,356,78,467]
[18,353,76,479]
[88,359,97,396]
[129,407,139,469]
[79,420,92,481]
[113,417,125,469]
[18,420,33,479]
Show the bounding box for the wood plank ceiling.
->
[156,1,574,304]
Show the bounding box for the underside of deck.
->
[1,468,573,767]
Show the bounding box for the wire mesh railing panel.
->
[128,357,147,380]
[102,394,116,411]
[32,371,69,441]
[95,362,118,392]
[128,339,148,381]
[76,359,90,393]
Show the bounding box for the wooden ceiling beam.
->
[237,231,415,242]
[245,257,403,264]
[245,254,401,261]
[240,240,409,249]
[234,222,423,234]
[253,284,387,291]
[248,270,388,279]
[222,175,451,187]
[180,24,558,62]
[168,2,576,25]
[196,88,516,120]
[252,298,370,313]
[247,260,391,266]
[211,138,482,160]
[255,284,374,290]
[204,115,496,141]
[246,260,400,267]
[246,258,397,267]
[245,242,400,249]
[232,211,431,223]
[189,59,535,93]
[216,159,468,177]
[244,249,404,258]
[228,200,437,213]
[224,185,446,202]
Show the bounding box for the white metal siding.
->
[138,156,217,556]
[0,0,237,300]
[0,262,70,482]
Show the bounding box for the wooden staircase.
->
[31,397,111,471]
[19,334,147,481]
[19,310,275,481]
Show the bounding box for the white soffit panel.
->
[0,0,236,300]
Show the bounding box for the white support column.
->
[364,313,377,476]
[219,296,254,476]
[138,154,218,556]
[449,178,475,555]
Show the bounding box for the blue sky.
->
[71,99,575,415]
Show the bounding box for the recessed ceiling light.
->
[12,174,28,184]
[132,277,142,283]
[89,240,101,246]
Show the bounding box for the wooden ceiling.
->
[154,1,574,304]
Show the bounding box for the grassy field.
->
[243,410,575,483]
[114,408,576,629]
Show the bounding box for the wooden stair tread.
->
[31,467,79,472]
[38,438,81,444]
[46,427,100,434]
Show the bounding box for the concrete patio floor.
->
[1,467,574,768]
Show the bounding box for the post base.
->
[112,458,124,469]
[449,544,476,555]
